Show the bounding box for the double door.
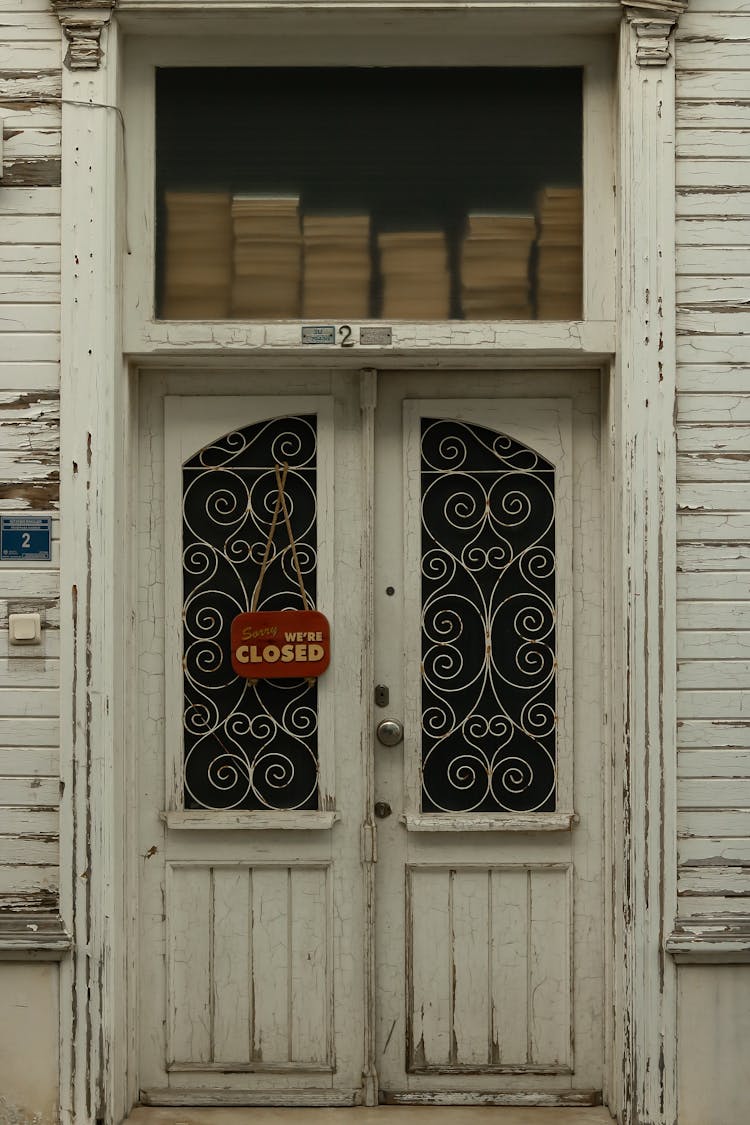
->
[137,368,603,1107]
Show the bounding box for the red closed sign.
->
[231,610,331,680]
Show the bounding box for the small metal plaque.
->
[360,326,393,346]
[302,325,336,345]
[1,515,52,562]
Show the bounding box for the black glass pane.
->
[182,416,319,810]
[420,418,556,813]
[156,68,582,320]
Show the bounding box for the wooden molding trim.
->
[53,3,117,70]
[667,919,750,963]
[620,0,688,65]
[0,913,72,960]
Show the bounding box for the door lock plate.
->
[374,684,389,708]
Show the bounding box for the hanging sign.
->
[230,461,330,681]
[231,609,330,679]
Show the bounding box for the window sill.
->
[403,812,578,833]
[161,810,338,831]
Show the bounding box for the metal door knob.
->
[376,719,404,746]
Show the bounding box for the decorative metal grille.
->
[420,418,556,813]
[182,415,319,810]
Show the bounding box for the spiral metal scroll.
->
[420,418,556,813]
[182,415,319,810]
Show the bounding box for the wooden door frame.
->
[55,2,682,1122]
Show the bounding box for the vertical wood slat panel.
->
[409,868,451,1068]
[528,868,570,1068]
[450,869,490,1066]
[490,868,528,1065]
[212,867,252,1065]
[290,865,329,1065]
[168,866,212,1066]
[251,866,291,1064]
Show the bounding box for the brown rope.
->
[249,462,310,613]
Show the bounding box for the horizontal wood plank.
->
[679,867,750,897]
[0,718,58,748]
[0,805,57,834]
[676,602,750,630]
[3,129,60,161]
[0,41,61,69]
[0,834,58,865]
[678,244,750,272]
[678,13,750,34]
[0,188,60,216]
[678,309,750,333]
[0,775,59,805]
[679,836,750,865]
[678,452,750,481]
[0,333,59,363]
[0,746,58,776]
[677,132,750,160]
[678,631,750,659]
[0,363,59,392]
[678,423,750,453]
[678,513,750,540]
[0,244,60,273]
[679,660,750,688]
[679,777,750,807]
[680,810,750,838]
[678,337,750,364]
[679,544,750,569]
[678,689,750,719]
[677,364,750,392]
[676,157,750,188]
[0,865,57,895]
[0,276,60,304]
[677,277,750,303]
[679,749,750,777]
[0,688,58,718]
[679,481,750,509]
[0,215,61,245]
[678,395,750,423]
[678,719,750,749]
[0,305,59,333]
[677,42,750,70]
[676,104,750,130]
[678,570,750,598]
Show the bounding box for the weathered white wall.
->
[675,0,750,926]
[675,3,750,1123]
[0,0,61,917]
[0,962,60,1124]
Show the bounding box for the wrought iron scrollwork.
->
[420,418,556,813]
[182,415,319,810]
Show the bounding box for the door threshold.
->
[124,1107,614,1125]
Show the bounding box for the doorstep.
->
[123,1108,614,1125]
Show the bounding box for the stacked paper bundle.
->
[302,214,371,319]
[460,212,534,319]
[378,231,451,320]
[534,187,583,320]
[231,195,302,318]
[162,192,232,319]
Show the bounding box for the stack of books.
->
[378,231,451,320]
[534,187,583,320]
[460,212,534,319]
[302,214,371,319]
[231,195,302,318]
[162,192,232,319]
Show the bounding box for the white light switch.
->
[9,612,41,645]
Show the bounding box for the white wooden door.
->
[137,371,370,1107]
[136,367,603,1108]
[373,370,604,1105]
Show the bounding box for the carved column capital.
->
[621,0,688,66]
[52,2,117,70]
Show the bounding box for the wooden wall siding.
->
[0,2,61,917]
[166,863,332,1071]
[406,865,571,1074]
[675,3,750,922]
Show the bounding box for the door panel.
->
[138,372,366,1103]
[374,370,602,1100]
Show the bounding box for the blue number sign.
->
[1,516,52,562]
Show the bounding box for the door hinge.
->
[361,821,377,863]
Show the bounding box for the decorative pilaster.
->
[53,1,117,70]
[613,5,683,1123]
[621,0,687,65]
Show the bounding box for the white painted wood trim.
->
[612,12,680,1125]
[666,919,750,963]
[140,1089,361,1107]
[160,810,338,830]
[57,15,131,1125]
[403,813,577,832]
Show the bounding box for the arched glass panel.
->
[181,415,319,810]
[420,418,556,813]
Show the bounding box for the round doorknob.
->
[376,719,404,746]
